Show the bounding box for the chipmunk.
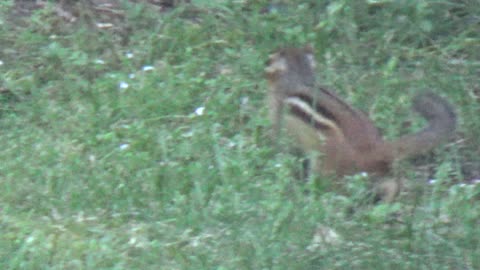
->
[265,45,457,201]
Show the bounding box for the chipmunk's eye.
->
[265,57,287,73]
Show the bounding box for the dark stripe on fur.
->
[290,93,337,123]
[287,102,332,132]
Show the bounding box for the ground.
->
[1,1,479,269]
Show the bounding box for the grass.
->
[1,0,479,269]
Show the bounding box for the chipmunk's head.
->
[265,45,316,87]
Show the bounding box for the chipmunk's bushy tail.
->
[390,92,456,159]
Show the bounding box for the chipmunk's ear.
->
[303,44,316,69]
[303,44,314,53]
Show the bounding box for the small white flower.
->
[142,65,154,71]
[428,179,437,184]
[129,237,137,245]
[275,163,282,168]
[25,236,35,244]
[129,73,135,79]
[126,52,134,59]
[94,59,105,64]
[119,143,130,150]
[96,22,113,29]
[227,141,236,148]
[194,106,205,116]
[190,238,200,247]
[360,172,368,177]
[119,81,129,89]
[0,60,3,66]
[240,96,249,106]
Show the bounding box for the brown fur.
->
[265,46,457,201]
